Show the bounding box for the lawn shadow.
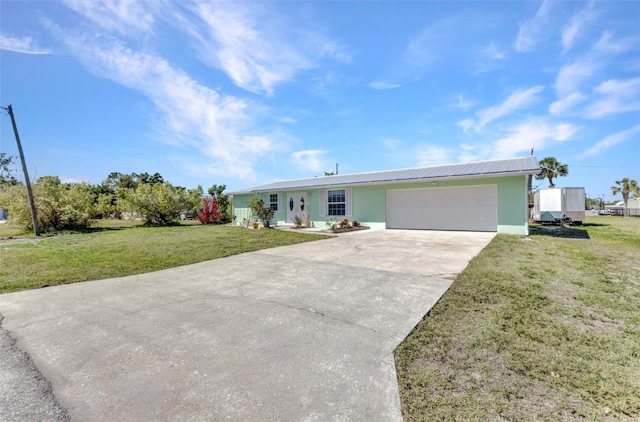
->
[530,225,591,239]
[579,222,610,228]
[57,221,194,234]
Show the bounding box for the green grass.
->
[395,216,640,421]
[0,222,328,293]
[0,221,31,238]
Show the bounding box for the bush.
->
[196,198,222,224]
[250,197,275,228]
[0,176,95,231]
[118,182,199,226]
[0,183,31,226]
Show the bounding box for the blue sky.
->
[1,0,638,201]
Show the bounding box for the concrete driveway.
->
[0,229,495,421]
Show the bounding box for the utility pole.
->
[2,105,40,235]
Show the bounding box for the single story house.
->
[605,199,640,217]
[230,156,541,235]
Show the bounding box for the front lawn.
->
[396,216,640,421]
[0,223,328,293]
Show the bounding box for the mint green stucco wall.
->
[232,175,529,234]
[232,193,287,227]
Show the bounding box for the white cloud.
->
[551,30,638,117]
[180,1,349,95]
[369,81,401,90]
[454,94,473,111]
[554,60,598,97]
[514,0,554,53]
[483,42,506,60]
[594,31,639,55]
[380,138,453,168]
[189,2,306,95]
[307,32,352,64]
[381,138,402,150]
[549,92,587,116]
[561,1,597,53]
[585,77,640,119]
[493,119,579,158]
[457,119,474,134]
[61,0,348,96]
[581,124,640,157]
[476,86,545,129]
[473,42,507,73]
[457,144,482,163]
[402,16,459,76]
[416,145,452,166]
[400,12,506,78]
[56,31,272,180]
[62,0,156,35]
[0,33,51,54]
[291,150,328,173]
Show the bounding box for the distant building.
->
[605,199,640,217]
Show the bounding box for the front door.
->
[286,192,307,225]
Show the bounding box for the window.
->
[269,193,278,211]
[319,188,351,217]
[328,189,346,216]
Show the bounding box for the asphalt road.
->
[0,316,69,421]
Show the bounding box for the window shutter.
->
[319,190,326,217]
[345,188,352,217]
[263,193,269,203]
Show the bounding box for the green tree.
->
[34,176,95,231]
[611,178,640,214]
[104,172,137,190]
[0,152,18,185]
[208,184,231,223]
[134,172,164,186]
[0,176,94,231]
[0,183,29,224]
[118,182,195,225]
[185,185,205,216]
[94,192,120,219]
[536,157,569,188]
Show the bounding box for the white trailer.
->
[533,187,585,225]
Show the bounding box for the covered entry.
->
[386,185,498,232]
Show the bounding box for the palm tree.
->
[535,157,569,188]
[611,178,640,215]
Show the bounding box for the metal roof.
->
[230,156,540,194]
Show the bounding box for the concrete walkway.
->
[0,230,495,421]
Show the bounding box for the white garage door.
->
[387,185,498,232]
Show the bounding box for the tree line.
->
[0,153,231,232]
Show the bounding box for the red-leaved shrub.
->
[196,198,222,224]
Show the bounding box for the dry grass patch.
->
[396,216,640,421]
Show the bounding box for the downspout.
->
[525,174,531,236]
